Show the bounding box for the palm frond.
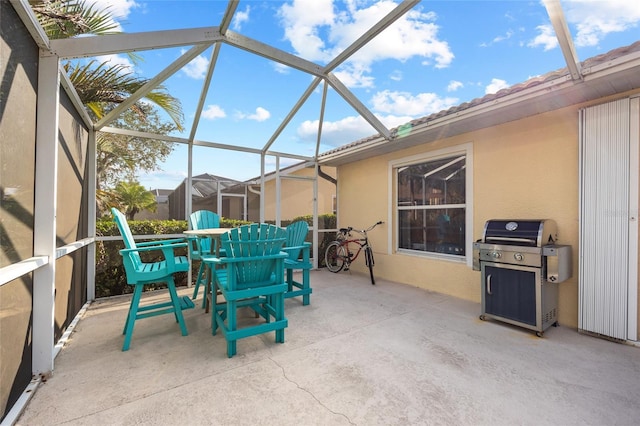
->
[64,60,183,129]
[30,0,119,39]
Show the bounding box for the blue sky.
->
[88,0,640,189]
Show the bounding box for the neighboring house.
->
[169,166,337,224]
[245,162,337,223]
[136,188,171,220]
[318,41,640,343]
[168,173,248,221]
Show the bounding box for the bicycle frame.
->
[336,231,368,268]
[325,221,383,284]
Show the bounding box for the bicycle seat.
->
[339,227,351,234]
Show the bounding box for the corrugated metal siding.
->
[579,98,630,339]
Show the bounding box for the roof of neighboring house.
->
[150,189,172,197]
[318,40,640,167]
[188,173,248,198]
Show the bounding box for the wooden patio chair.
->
[283,221,312,305]
[188,210,221,306]
[111,208,194,351]
[205,223,288,357]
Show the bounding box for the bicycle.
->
[324,221,384,285]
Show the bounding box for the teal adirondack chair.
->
[111,208,194,351]
[205,223,288,357]
[188,210,221,306]
[283,221,312,305]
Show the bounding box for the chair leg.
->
[192,261,206,299]
[211,281,219,336]
[286,268,293,292]
[167,278,188,336]
[201,263,209,310]
[227,299,237,358]
[275,293,285,344]
[122,285,143,351]
[302,268,310,306]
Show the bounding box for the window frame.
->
[388,143,474,267]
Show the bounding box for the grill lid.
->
[481,219,557,247]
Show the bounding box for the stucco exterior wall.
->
[262,166,336,222]
[336,93,639,330]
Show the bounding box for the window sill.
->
[396,248,467,264]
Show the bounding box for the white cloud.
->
[447,80,463,92]
[236,107,271,122]
[90,0,139,32]
[94,0,138,18]
[333,64,375,88]
[485,78,510,94]
[298,113,421,147]
[493,30,514,43]
[278,1,453,88]
[272,62,291,74]
[182,53,209,79]
[277,0,335,63]
[370,90,459,116]
[528,24,558,51]
[563,0,640,47]
[233,6,251,30]
[95,54,134,71]
[389,70,403,81]
[202,105,226,120]
[528,0,640,50]
[138,169,186,190]
[297,116,373,147]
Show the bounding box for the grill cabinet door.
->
[483,264,536,326]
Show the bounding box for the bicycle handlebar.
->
[338,221,384,236]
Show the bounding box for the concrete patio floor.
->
[16,270,640,425]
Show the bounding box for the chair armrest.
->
[120,242,187,273]
[119,242,187,253]
[136,238,186,247]
[282,242,311,261]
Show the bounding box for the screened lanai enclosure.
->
[2,0,640,422]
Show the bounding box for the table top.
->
[183,228,233,236]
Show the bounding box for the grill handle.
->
[485,236,536,245]
[487,274,492,295]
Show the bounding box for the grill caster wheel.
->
[479,315,486,321]
[536,331,544,337]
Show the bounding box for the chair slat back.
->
[111,208,142,270]
[189,210,220,253]
[221,224,286,285]
[285,221,309,260]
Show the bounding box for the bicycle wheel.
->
[325,241,346,273]
[365,246,375,285]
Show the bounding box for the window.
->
[393,145,471,259]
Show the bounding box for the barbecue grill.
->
[472,219,572,336]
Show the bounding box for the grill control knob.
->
[514,253,524,261]
[491,251,501,259]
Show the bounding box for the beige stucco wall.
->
[262,166,336,222]
[337,92,640,330]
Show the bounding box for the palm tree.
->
[30,0,184,215]
[114,181,156,220]
[30,0,184,128]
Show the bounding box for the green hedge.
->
[95,217,250,298]
[95,214,336,298]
